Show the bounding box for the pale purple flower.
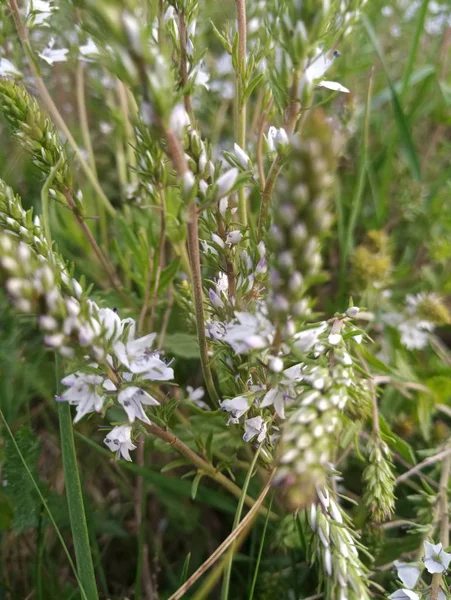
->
[118,386,159,424]
[104,425,136,461]
[394,561,421,589]
[243,416,267,443]
[260,388,285,419]
[221,395,251,420]
[60,372,107,423]
[114,333,174,380]
[233,143,250,168]
[216,168,238,199]
[424,541,451,574]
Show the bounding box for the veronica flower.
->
[114,333,174,380]
[233,143,250,168]
[223,311,274,354]
[388,591,419,600]
[98,308,123,341]
[216,168,239,200]
[27,0,57,27]
[118,386,160,424]
[104,425,136,461]
[293,322,327,352]
[260,387,285,419]
[226,230,243,245]
[398,319,433,350]
[267,126,289,152]
[301,49,349,94]
[38,38,69,65]
[243,416,267,442]
[394,561,421,589]
[423,541,451,574]
[220,395,252,421]
[170,104,190,135]
[59,372,108,423]
[0,59,21,78]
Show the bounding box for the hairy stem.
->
[178,11,193,116]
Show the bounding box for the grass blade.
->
[248,494,273,600]
[363,15,421,183]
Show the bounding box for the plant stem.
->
[235,0,248,229]
[160,127,220,405]
[8,0,116,217]
[143,421,275,519]
[168,470,276,600]
[221,446,262,600]
[430,453,450,600]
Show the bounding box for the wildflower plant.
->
[0,0,451,599]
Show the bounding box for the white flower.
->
[216,168,239,199]
[98,308,123,341]
[388,591,420,600]
[268,356,284,373]
[317,80,350,93]
[191,62,210,89]
[260,388,285,419]
[118,386,159,424]
[394,561,421,589]
[0,59,21,78]
[423,541,451,574]
[293,322,327,352]
[38,38,69,65]
[114,332,174,379]
[221,395,251,420]
[328,333,342,346]
[243,416,267,443]
[79,38,100,60]
[346,306,360,318]
[209,288,224,309]
[170,104,190,135]
[267,126,289,152]
[187,386,204,402]
[223,311,274,354]
[104,425,136,461]
[60,372,106,423]
[398,319,433,350]
[233,143,250,168]
[27,0,57,27]
[226,230,242,245]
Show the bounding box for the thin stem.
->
[143,421,276,519]
[75,61,108,248]
[235,0,248,229]
[8,0,116,217]
[187,202,220,405]
[396,446,451,484]
[221,445,262,600]
[430,453,450,600]
[160,128,220,405]
[157,283,174,350]
[149,189,167,329]
[138,248,155,334]
[41,155,64,262]
[168,470,276,600]
[65,193,135,309]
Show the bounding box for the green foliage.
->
[3,425,41,532]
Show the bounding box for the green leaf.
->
[163,332,200,359]
[379,415,416,464]
[4,425,41,531]
[243,73,264,104]
[158,258,181,294]
[191,471,203,500]
[161,458,190,473]
[363,15,421,181]
[180,552,191,586]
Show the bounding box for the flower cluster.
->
[362,436,396,522]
